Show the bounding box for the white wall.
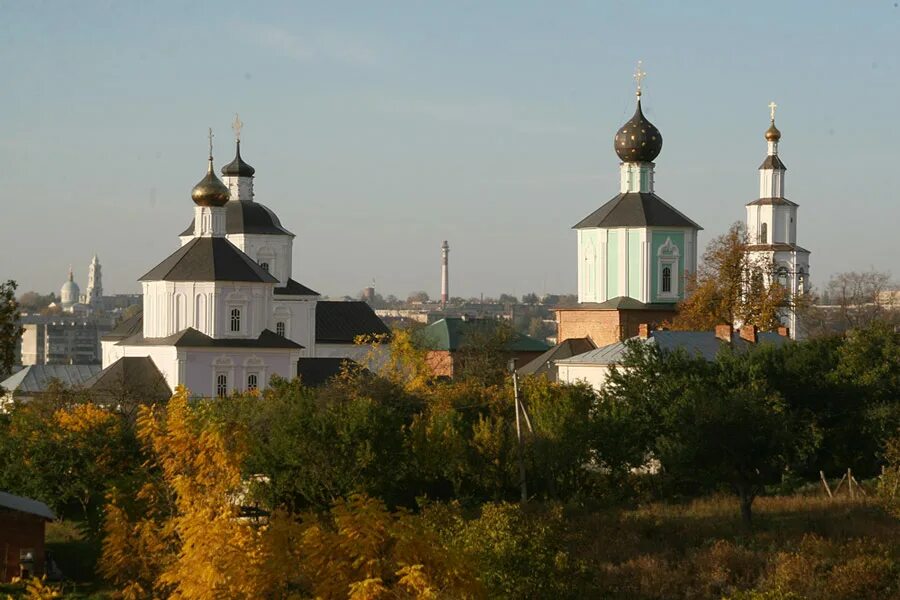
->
[228,233,294,287]
[142,281,274,340]
[272,298,316,355]
[181,347,300,397]
[557,363,613,393]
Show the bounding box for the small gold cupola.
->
[191,129,230,207]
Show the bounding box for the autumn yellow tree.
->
[673,222,788,331]
[300,494,483,599]
[101,387,299,599]
[101,387,482,599]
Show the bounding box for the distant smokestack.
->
[441,240,450,308]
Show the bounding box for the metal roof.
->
[117,327,303,349]
[518,337,597,378]
[0,491,56,520]
[181,200,293,237]
[140,237,278,283]
[556,331,789,366]
[274,278,320,297]
[1,365,102,394]
[414,317,550,353]
[573,192,702,230]
[316,301,391,344]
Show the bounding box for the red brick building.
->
[0,491,56,582]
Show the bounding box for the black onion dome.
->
[191,159,230,207]
[614,98,663,163]
[221,140,256,177]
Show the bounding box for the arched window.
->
[216,374,228,398]
[760,223,768,244]
[260,262,269,272]
[276,321,285,337]
[230,308,241,332]
[247,373,258,391]
[661,266,672,293]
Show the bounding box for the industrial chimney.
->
[441,240,450,308]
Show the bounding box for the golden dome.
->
[191,158,231,207]
[765,121,781,142]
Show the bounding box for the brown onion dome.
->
[221,140,255,177]
[614,97,663,163]
[765,121,781,142]
[191,158,231,207]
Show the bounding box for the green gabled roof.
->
[414,318,550,352]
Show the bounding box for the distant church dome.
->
[191,158,231,207]
[765,121,781,142]
[221,140,255,177]
[614,96,663,163]
[60,269,80,307]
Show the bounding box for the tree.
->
[300,494,481,599]
[407,290,430,304]
[17,291,56,311]
[0,392,138,530]
[521,292,540,305]
[598,342,816,525]
[802,270,898,335]
[102,387,301,598]
[498,293,518,306]
[102,387,480,599]
[673,223,788,331]
[1,280,23,379]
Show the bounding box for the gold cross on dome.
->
[633,60,646,94]
[232,113,243,142]
[769,101,777,121]
[208,128,214,158]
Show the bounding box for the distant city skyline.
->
[2,1,898,298]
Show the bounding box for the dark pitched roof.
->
[746,197,798,207]
[316,301,391,343]
[573,192,701,230]
[117,327,303,349]
[0,491,56,521]
[554,296,678,311]
[518,337,597,379]
[296,357,364,387]
[414,318,551,352]
[84,356,172,402]
[759,155,786,170]
[103,310,144,341]
[180,200,293,237]
[746,243,810,254]
[274,278,320,297]
[139,237,278,283]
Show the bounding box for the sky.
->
[1,1,898,299]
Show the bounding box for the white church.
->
[99,122,389,397]
[745,104,810,336]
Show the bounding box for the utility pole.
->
[509,358,527,503]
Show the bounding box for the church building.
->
[100,122,389,397]
[745,104,810,338]
[556,66,702,347]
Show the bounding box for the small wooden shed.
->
[0,491,56,582]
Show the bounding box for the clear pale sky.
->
[2,1,898,299]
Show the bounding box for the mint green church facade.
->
[575,84,701,306]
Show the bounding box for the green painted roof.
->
[414,318,551,352]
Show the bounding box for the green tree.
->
[599,342,817,525]
[0,280,23,379]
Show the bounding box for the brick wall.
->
[556,308,678,347]
[0,511,46,582]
